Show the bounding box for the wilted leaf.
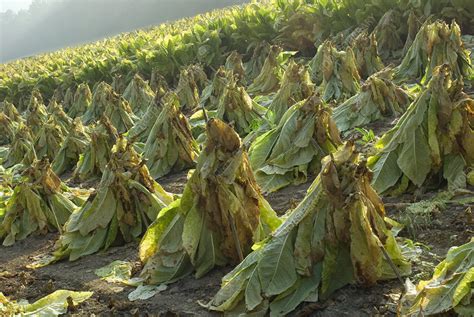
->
[128,284,167,301]
[143,92,199,179]
[333,68,410,132]
[0,290,92,316]
[122,74,154,116]
[395,19,472,83]
[309,41,361,102]
[95,260,133,284]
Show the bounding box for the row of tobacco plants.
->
[1,0,473,315]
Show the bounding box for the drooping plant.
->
[53,137,174,261]
[267,60,314,124]
[309,41,361,102]
[52,119,91,176]
[216,77,267,136]
[3,124,37,169]
[224,51,246,83]
[68,83,92,119]
[139,118,281,285]
[371,9,404,59]
[175,65,208,111]
[401,238,473,316]
[25,93,48,136]
[199,67,231,111]
[395,20,472,83]
[122,74,155,116]
[49,100,73,135]
[248,45,284,95]
[1,101,22,123]
[127,91,166,143]
[0,113,18,146]
[249,94,342,193]
[83,82,137,132]
[73,117,118,181]
[244,41,271,81]
[0,158,77,246]
[34,118,66,162]
[332,68,411,132]
[207,143,411,316]
[351,32,384,79]
[143,92,199,179]
[150,68,169,94]
[369,64,474,194]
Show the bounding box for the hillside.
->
[0,0,250,63]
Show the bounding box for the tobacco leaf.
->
[309,41,361,102]
[247,46,285,95]
[216,77,267,137]
[68,83,92,119]
[52,119,91,176]
[73,117,118,181]
[267,60,314,124]
[3,124,37,169]
[351,32,384,79]
[176,65,208,111]
[0,290,93,316]
[82,82,137,132]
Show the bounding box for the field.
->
[1,176,472,315]
[0,0,473,316]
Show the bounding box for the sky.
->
[0,0,33,13]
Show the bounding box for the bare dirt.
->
[1,166,472,316]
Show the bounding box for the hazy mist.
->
[0,0,249,63]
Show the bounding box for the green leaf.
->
[320,243,354,299]
[250,97,340,193]
[258,231,297,296]
[396,128,432,187]
[269,263,322,317]
[370,150,403,194]
[182,205,203,263]
[245,264,263,311]
[138,202,179,261]
[211,252,260,311]
[443,154,466,190]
